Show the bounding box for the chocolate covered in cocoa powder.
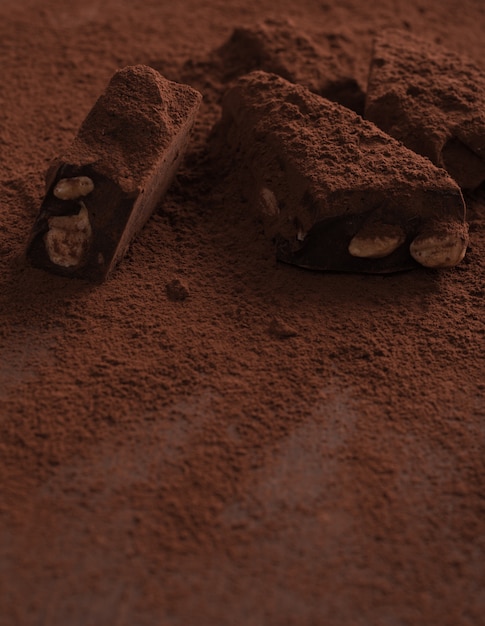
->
[26,65,202,281]
[215,71,468,271]
[216,18,365,113]
[366,29,485,189]
[0,1,483,625]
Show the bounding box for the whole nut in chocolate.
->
[26,64,202,281]
[26,33,475,278]
[53,176,95,200]
[214,71,469,273]
[44,203,92,267]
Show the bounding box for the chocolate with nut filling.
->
[27,65,202,281]
[214,71,468,273]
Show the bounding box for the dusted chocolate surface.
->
[27,65,201,281]
[366,29,485,189]
[0,1,484,626]
[216,71,467,272]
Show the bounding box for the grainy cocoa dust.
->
[0,1,484,625]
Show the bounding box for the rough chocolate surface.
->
[215,71,467,272]
[216,19,365,114]
[365,29,485,190]
[2,1,485,625]
[26,65,202,281]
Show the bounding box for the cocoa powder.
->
[0,0,484,625]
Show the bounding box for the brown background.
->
[0,0,484,625]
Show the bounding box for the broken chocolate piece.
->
[27,65,202,281]
[215,19,365,114]
[365,29,485,190]
[215,71,468,273]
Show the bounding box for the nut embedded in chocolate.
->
[53,176,95,200]
[214,71,468,273]
[26,64,202,281]
[43,202,93,268]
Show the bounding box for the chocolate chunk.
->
[365,29,485,190]
[27,65,202,281]
[216,19,365,114]
[215,71,467,273]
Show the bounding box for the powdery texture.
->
[27,65,202,280]
[216,70,466,271]
[0,1,484,626]
[215,18,365,113]
[366,29,485,189]
[56,64,202,194]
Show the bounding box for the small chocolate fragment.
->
[365,30,485,190]
[215,19,365,114]
[268,317,298,339]
[27,65,202,281]
[166,278,189,301]
[215,71,468,273]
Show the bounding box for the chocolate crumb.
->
[268,316,298,338]
[166,278,190,301]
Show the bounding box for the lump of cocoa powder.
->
[166,278,190,301]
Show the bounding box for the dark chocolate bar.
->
[27,65,202,281]
[215,71,468,273]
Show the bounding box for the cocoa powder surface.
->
[365,29,485,189]
[62,65,202,193]
[0,1,484,625]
